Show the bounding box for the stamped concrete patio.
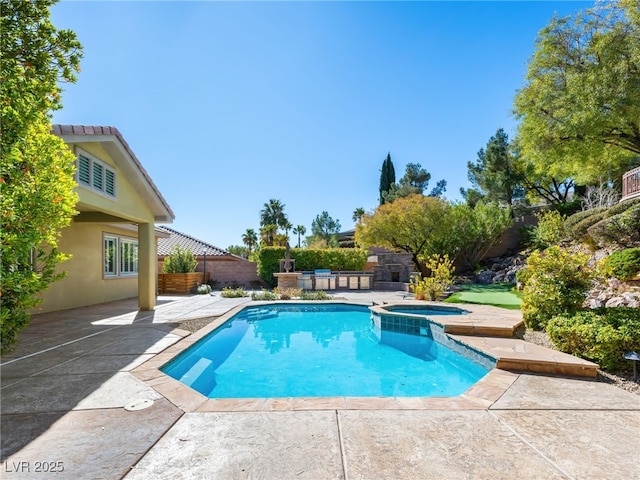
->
[1,292,638,479]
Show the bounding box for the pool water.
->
[161,304,489,398]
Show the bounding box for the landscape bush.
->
[195,284,211,294]
[587,204,640,248]
[564,197,640,248]
[275,287,302,300]
[566,210,608,243]
[564,206,608,231]
[528,210,566,249]
[603,248,640,281]
[546,308,640,371]
[220,287,248,298]
[251,289,277,301]
[162,246,197,273]
[519,246,594,330]
[300,290,332,300]
[410,254,454,301]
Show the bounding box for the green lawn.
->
[444,283,522,310]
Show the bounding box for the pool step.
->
[443,324,518,338]
[452,335,599,378]
[244,309,279,321]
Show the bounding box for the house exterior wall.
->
[36,222,141,313]
[34,134,167,314]
[71,143,156,222]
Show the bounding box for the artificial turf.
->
[444,283,522,310]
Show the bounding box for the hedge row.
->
[547,307,640,371]
[564,197,640,246]
[587,204,640,249]
[256,247,368,286]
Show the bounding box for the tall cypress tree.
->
[379,152,396,204]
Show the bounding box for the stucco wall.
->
[35,222,140,314]
[71,143,156,223]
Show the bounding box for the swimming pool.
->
[161,303,491,399]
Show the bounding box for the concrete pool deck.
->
[1,292,639,479]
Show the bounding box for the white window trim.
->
[76,147,117,198]
[103,233,138,279]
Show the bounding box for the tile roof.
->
[156,226,231,257]
[52,124,175,222]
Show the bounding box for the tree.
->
[1,0,83,352]
[514,150,575,205]
[355,195,454,275]
[241,228,258,256]
[379,153,396,205]
[281,220,293,239]
[466,129,524,206]
[429,179,447,198]
[383,162,447,203]
[352,207,365,224]
[292,225,306,248]
[260,224,277,246]
[513,0,640,186]
[227,245,248,258]
[450,202,513,269]
[311,211,341,243]
[260,198,288,229]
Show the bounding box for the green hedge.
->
[564,206,607,231]
[546,308,640,371]
[256,247,368,286]
[566,211,607,242]
[603,248,640,280]
[587,204,640,249]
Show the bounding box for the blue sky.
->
[52,1,591,250]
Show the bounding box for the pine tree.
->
[379,153,396,205]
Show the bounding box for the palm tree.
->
[260,199,288,229]
[292,225,306,248]
[282,220,293,241]
[241,228,258,256]
[260,224,278,246]
[352,207,365,224]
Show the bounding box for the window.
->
[120,239,138,275]
[104,235,138,277]
[77,151,116,197]
[104,236,117,276]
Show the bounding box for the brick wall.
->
[158,255,264,289]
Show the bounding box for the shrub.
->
[275,287,302,300]
[300,290,332,300]
[220,287,247,298]
[566,210,607,243]
[587,205,640,249]
[564,206,608,231]
[603,248,640,281]
[251,289,277,301]
[529,210,566,249]
[196,284,211,294]
[603,196,640,216]
[410,254,455,301]
[162,246,197,273]
[519,246,593,330]
[546,308,640,371]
